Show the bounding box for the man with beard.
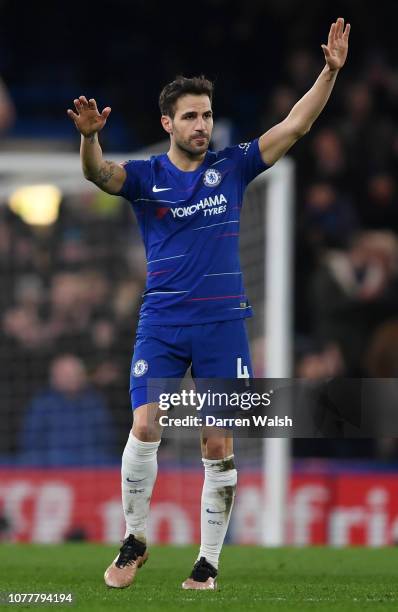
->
[67,16,350,591]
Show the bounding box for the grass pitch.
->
[0,544,398,611]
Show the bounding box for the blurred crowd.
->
[2,2,398,463]
[285,51,398,382]
[0,194,146,462]
[269,48,398,459]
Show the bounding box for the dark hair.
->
[159,75,214,118]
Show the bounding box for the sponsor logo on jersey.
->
[239,142,251,155]
[170,193,227,218]
[133,359,148,377]
[203,168,222,187]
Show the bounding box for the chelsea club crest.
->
[133,359,148,377]
[203,168,222,187]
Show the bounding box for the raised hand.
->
[321,17,350,71]
[67,96,111,137]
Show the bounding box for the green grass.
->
[0,545,398,611]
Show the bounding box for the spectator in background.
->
[88,315,131,449]
[310,128,348,185]
[14,274,44,319]
[3,304,43,350]
[293,336,374,459]
[365,320,398,460]
[361,173,398,232]
[300,181,358,250]
[284,49,319,95]
[80,268,111,315]
[43,271,92,354]
[293,338,352,458]
[18,354,116,466]
[295,340,345,380]
[365,319,398,378]
[0,76,15,133]
[260,85,298,132]
[56,227,90,271]
[112,278,143,344]
[340,81,393,182]
[0,213,37,311]
[309,230,398,374]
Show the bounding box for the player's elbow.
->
[82,166,95,182]
[301,123,312,136]
[287,115,312,139]
[293,121,311,138]
[83,169,104,190]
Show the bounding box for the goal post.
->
[240,156,295,546]
[263,157,295,546]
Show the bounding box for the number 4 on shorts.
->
[236,357,249,378]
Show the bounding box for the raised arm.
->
[67,96,127,194]
[259,17,350,166]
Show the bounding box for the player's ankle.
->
[197,555,218,570]
[130,533,146,545]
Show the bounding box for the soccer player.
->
[67,17,350,590]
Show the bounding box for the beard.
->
[174,133,210,158]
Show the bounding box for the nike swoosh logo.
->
[126,477,145,483]
[206,509,225,514]
[153,185,172,193]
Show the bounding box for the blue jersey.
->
[119,138,269,325]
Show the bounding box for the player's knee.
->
[132,416,161,442]
[132,422,160,441]
[132,403,161,441]
[203,438,229,459]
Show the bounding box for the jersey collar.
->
[162,150,211,176]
